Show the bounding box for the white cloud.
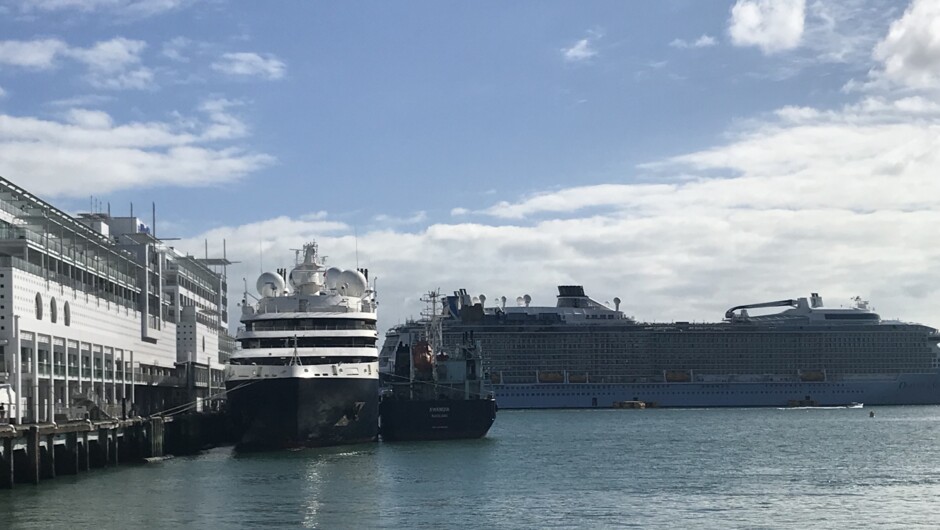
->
[0,37,155,90]
[64,37,155,90]
[162,36,191,63]
[46,94,113,107]
[67,37,145,72]
[12,0,188,18]
[0,101,273,197]
[562,38,597,62]
[670,34,717,49]
[728,0,806,54]
[871,0,940,90]
[211,52,286,80]
[0,39,68,69]
[0,85,6,98]
[373,211,428,226]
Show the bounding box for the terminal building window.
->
[35,293,42,320]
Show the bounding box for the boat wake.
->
[777,403,864,410]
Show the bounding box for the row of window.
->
[239,337,377,349]
[246,319,376,332]
[230,356,375,366]
[35,293,70,326]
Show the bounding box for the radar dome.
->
[516,296,524,307]
[337,269,368,297]
[289,267,319,288]
[478,294,486,307]
[613,297,622,311]
[256,272,285,298]
[324,267,343,289]
[523,294,531,307]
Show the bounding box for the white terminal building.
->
[0,176,234,424]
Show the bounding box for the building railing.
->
[0,255,138,310]
[0,229,137,286]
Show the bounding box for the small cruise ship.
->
[381,287,940,409]
[225,242,379,449]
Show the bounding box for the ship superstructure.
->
[226,242,379,449]
[381,287,940,408]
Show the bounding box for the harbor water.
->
[3,406,940,528]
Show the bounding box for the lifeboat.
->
[664,370,692,383]
[568,374,588,384]
[799,370,826,382]
[537,371,564,383]
[412,341,433,375]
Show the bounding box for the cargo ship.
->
[379,291,496,441]
[225,242,379,449]
[380,287,940,408]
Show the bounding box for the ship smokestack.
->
[810,293,823,308]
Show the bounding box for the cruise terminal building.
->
[0,176,234,424]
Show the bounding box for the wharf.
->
[0,413,229,489]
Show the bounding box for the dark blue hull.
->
[379,398,497,441]
[494,372,940,409]
[226,377,379,450]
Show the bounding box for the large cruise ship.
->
[380,286,940,408]
[225,242,379,449]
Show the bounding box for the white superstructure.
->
[228,242,378,381]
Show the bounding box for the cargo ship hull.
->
[226,377,379,450]
[379,398,497,441]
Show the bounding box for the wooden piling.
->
[1,437,13,489]
[26,426,40,485]
[63,433,79,475]
[42,435,55,480]
[79,431,89,472]
[98,428,110,467]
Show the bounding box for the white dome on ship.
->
[256,272,285,298]
[289,267,319,288]
[324,267,343,289]
[337,269,368,297]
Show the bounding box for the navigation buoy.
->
[869,410,875,418]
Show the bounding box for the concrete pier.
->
[0,413,229,489]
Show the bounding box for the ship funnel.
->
[523,294,531,307]
[613,297,621,311]
[810,292,823,308]
[478,294,486,307]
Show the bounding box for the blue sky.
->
[2,0,940,331]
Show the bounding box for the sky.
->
[2,0,940,333]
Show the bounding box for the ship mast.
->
[420,289,443,354]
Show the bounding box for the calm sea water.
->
[3,407,940,529]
